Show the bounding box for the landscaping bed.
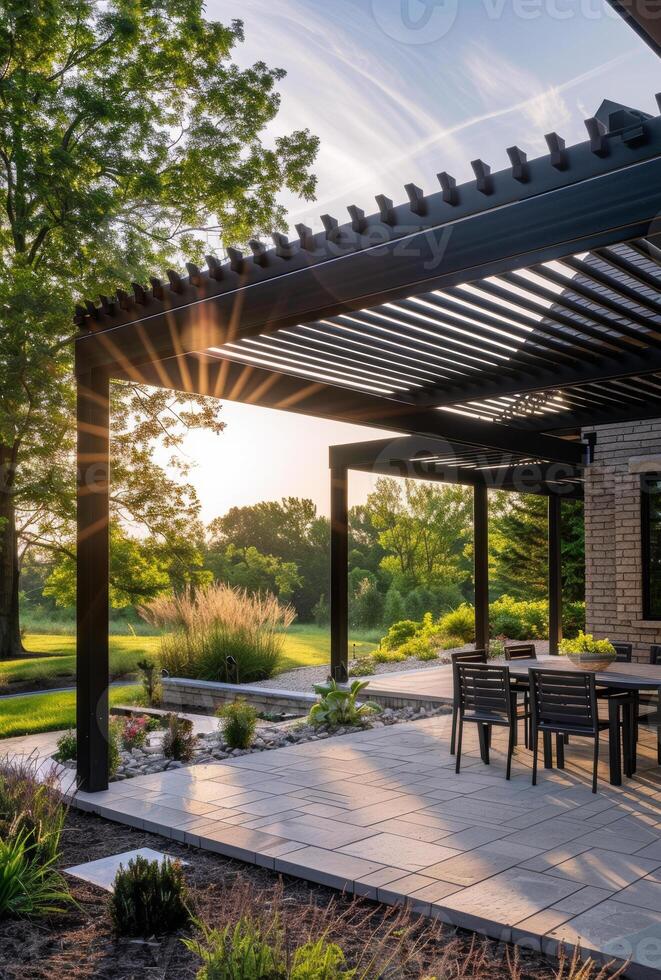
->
[0,808,608,979]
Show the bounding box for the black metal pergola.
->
[73,94,661,790]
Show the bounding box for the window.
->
[641,474,661,619]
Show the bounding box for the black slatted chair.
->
[505,643,536,747]
[650,645,661,665]
[450,649,487,754]
[505,643,536,659]
[613,643,633,662]
[529,668,633,793]
[455,663,516,779]
[636,645,661,764]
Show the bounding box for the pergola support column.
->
[76,365,110,792]
[474,484,489,651]
[548,494,563,655]
[330,465,349,682]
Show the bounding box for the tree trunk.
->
[0,452,23,659]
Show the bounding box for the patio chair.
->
[504,644,536,747]
[505,643,536,659]
[529,667,634,794]
[454,663,516,779]
[450,649,487,754]
[613,642,633,662]
[650,645,661,665]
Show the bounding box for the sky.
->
[157,0,660,522]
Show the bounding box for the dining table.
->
[501,655,661,786]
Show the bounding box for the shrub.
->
[137,658,162,706]
[183,916,285,980]
[380,619,418,651]
[312,594,329,627]
[308,680,381,728]
[0,758,66,867]
[439,604,475,643]
[348,657,375,677]
[490,595,548,640]
[121,715,150,751]
[217,700,258,750]
[397,635,438,661]
[162,714,197,762]
[0,828,71,919]
[141,583,295,684]
[438,634,465,651]
[564,600,586,636]
[54,729,77,763]
[372,648,406,664]
[110,855,192,936]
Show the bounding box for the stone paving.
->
[71,710,661,977]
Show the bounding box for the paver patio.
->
[69,711,661,977]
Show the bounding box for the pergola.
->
[74,94,661,790]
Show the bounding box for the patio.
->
[71,709,661,977]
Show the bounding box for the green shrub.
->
[0,828,72,919]
[397,635,438,661]
[183,916,285,980]
[308,680,381,728]
[121,715,150,751]
[290,938,355,979]
[438,604,475,643]
[438,634,465,651]
[564,600,586,636]
[162,714,197,762]
[312,594,329,627]
[348,657,375,677]
[137,658,162,706]
[54,729,77,763]
[110,855,192,936]
[372,648,406,664]
[217,700,258,750]
[380,620,418,651]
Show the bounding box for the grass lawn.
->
[0,684,142,739]
[1,627,378,686]
[0,634,161,686]
[278,625,378,671]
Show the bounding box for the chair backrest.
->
[505,643,536,660]
[650,644,661,665]
[529,668,598,734]
[451,649,487,696]
[456,663,512,720]
[612,642,632,663]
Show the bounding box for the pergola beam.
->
[111,354,584,465]
[607,0,661,55]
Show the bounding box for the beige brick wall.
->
[583,419,661,662]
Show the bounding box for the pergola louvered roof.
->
[74,95,661,476]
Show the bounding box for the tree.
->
[43,523,211,608]
[366,478,472,590]
[490,493,585,602]
[208,498,328,619]
[0,2,318,655]
[207,543,301,602]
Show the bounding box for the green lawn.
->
[1,627,377,687]
[0,634,161,686]
[0,685,142,740]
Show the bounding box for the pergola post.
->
[474,484,489,651]
[548,494,563,655]
[330,465,349,682]
[76,365,110,792]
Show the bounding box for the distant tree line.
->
[22,479,584,632]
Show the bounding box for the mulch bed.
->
[0,810,612,980]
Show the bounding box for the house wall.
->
[583,418,661,662]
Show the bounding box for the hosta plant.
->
[308,680,380,729]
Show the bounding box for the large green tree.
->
[0,1,318,655]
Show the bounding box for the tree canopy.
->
[0,0,318,655]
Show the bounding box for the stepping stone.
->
[64,847,184,891]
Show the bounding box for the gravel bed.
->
[57,703,451,782]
